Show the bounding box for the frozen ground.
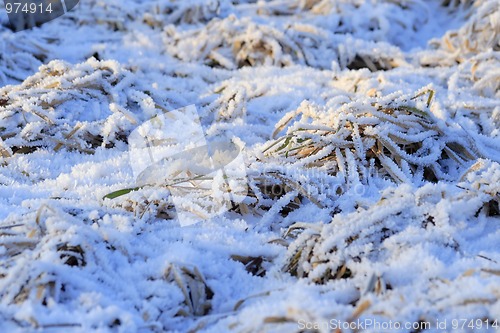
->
[0,0,499,332]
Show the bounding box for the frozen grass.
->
[0,0,499,332]
[0,59,171,155]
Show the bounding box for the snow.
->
[0,0,499,332]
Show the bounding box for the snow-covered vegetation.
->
[0,0,499,332]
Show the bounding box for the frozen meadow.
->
[0,0,499,332]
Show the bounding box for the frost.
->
[0,0,499,331]
[0,58,169,154]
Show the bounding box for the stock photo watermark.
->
[3,0,78,32]
[128,105,248,227]
[298,317,499,332]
